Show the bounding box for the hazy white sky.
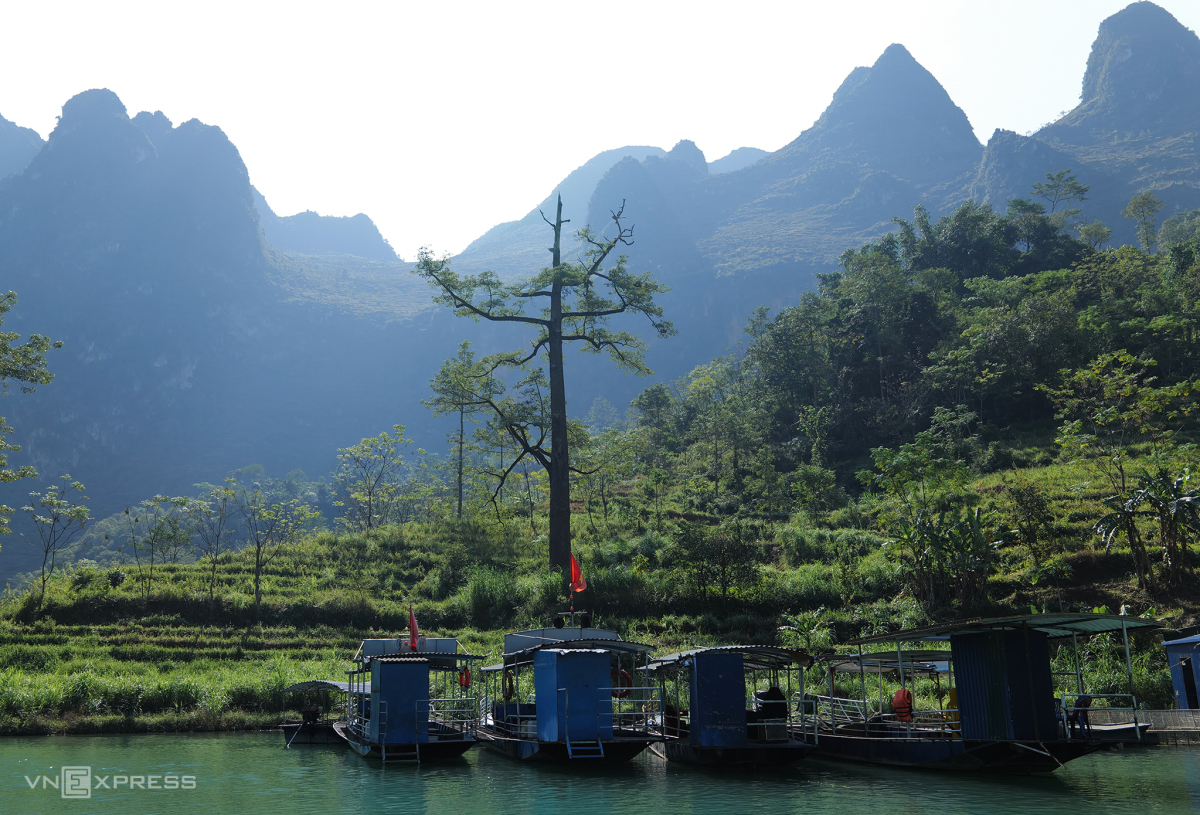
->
[1,1,1196,259]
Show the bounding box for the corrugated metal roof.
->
[284,679,363,693]
[649,645,809,672]
[848,613,1161,645]
[820,650,952,677]
[1164,634,1200,647]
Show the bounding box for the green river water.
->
[1,732,1197,815]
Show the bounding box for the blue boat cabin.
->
[533,649,614,743]
[1165,635,1200,710]
[950,628,1057,741]
[690,651,748,747]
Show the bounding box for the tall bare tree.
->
[415,196,673,570]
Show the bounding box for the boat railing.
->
[810,694,963,739]
[791,692,819,744]
[1060,693,1140,741]
[420,696,477,736]
[602,687,661,736]
[428,696,478,734]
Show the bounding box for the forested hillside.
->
[3,181,1198,733]
[2,2,1198,585]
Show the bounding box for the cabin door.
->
[1182,657,1199,709]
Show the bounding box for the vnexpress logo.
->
[24,765,196,798]
[61,766,91,799]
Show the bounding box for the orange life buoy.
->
[503,671,515,701]
[459,667,471,688]
[611,669,632,698]
[892,687,913,722]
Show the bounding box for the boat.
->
[647,645,816,768]
[281,680,349,746]
[333,633,484,763]
[797,612,1161,772]
[475,612,661,762]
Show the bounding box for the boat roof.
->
[648,645,810,672]
[819,650,954,677]
[848,612,1162,645]
[481,637,656,672]
[1164,634,1200,647]
[284,679,357,694]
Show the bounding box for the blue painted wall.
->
[951,628,1055,741]
[1166,639,1200,709]
[690,651,748,748]
[533,649,614,743]
[370,659,430,744]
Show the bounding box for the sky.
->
[1,1,1197,260]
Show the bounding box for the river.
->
[2,732,1198,814]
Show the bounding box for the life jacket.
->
[893,687,913,722]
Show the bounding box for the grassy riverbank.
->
[1,451,1192,735]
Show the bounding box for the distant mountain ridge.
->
[252,186,398,261]
[0,112,43,179]
[1,1,1199,587]
[463,2,1200,282]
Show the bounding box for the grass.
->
[0,441,1195,733]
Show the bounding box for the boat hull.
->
[804,732,1103,772]
[332,722,477,762]
[648,739,813,768]
[476,730,653,763]
[282,722,342,745]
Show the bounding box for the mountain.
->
[708,147,767,175]
[0,90,477,582]
[0,112,43,179]
[252,186,398,261]
[454,145,666,277]
[3,2,1200,586]
[973,2,1200,243]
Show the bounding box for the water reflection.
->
[1,732,1196,815]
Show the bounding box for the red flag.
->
[409,605,420,650]
[569,554,587,593]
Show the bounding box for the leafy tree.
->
[238,487,319,617]
[123,495,194,606]
[425,342,501,519]
[1122,190,1165,253]
[22,475,90,607]
[1006,199,1051,253]
[415,196,674,570]
[0,291,62,536]
[860,406,976,516]
[1159,208,1200,250]
[890,505,996,608]
[190,481,238,606]
[1042,351,1195,494]
[1094,491,1153,589]
[1076,219,1112,250]
[673,521,760,606]
[1134,470,1200,586]
[334,425,413,531]
[1031,169,1089,213]
[1006,481,1056,565]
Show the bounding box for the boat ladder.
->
[381,742,420,764]
[566,739,605,759]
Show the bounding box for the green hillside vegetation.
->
[2,195,1199,735]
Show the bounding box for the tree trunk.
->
[254,547,263,619]
[547,196,571,571]
[457,407,465,518]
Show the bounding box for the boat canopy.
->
[284,679,358,694]
[480,637,655,672]
[648,645,810,672]
[848,612,1161,645]
[820,650,953,677]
